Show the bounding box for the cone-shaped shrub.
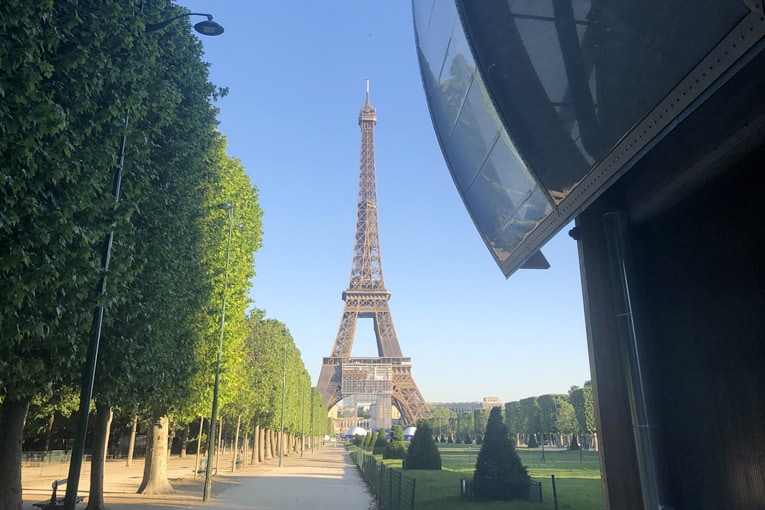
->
[473,407,531,501]
[384,425,407,459]
[373,431,389,455]
[365,431,377,449]
[404,420,441,470]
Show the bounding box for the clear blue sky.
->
[177,1,591,403]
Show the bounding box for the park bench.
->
[33,479,84,509]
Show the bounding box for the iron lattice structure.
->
[317,82,430,425]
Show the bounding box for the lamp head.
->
[194,19,225,36]
[216,201,234,211]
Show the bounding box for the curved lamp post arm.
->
[146,12,224,35]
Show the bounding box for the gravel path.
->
[21,443,376,510]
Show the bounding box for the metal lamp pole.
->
[279,340,287,467]
[203,202,234,501]
[310,387,314,453]
[63,113,129,510]
[301,371,307,457]
[63,13,223,510]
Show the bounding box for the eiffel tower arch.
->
[317,81,430,427]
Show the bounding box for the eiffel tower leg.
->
[317,359,343,411]
[392,366,430,424]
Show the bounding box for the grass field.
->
[403,444,604,510]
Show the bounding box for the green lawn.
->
[406,444,604,510]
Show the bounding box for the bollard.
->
[551,474,559,510]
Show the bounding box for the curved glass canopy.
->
[413,0,761,276]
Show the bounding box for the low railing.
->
[351,449,416,510]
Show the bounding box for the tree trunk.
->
[252,424,260,465]
[178,427,188,459]
[137,412,173,494]
[167,423,176,457]
[193,416,203,480]
[85,402,113,510]
[264,429,272,460]
[126,413,138,467]
[215,418,223,474]
[242,425,248,468]
[232,414,241,472]
[0,398,30,510]
[258,426,265,463]
[44,414,55,452]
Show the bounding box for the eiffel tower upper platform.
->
[316,81,430,426]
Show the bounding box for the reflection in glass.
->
[413,0,750,275]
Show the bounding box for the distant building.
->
[429,397,503,414]
[481,397,503,409]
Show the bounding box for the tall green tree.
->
[384,424,407,459]
[504,401,522,445]
[538,394,575,447]
[518,397,540,447]
[473,408,490,442]
[0,2,179,507]
[569,382,596,448]
[429,406,455,438]
[456,411,475,443]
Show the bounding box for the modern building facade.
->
[413,1,765,509]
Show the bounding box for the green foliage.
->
[0,0,152,402]
[404,420,441,470]
[473,407,531,501]
[505,401,521,438]
[473,408,490,437]
[569,384,596,435]
[455,411,474,442]
[519,397,541,440]
[384,425,407,459]
[538,394,577,444]
[373,431,389,455]
[429,406,456,437]
[365,431,377,449]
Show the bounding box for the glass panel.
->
[444,72,501,191]
[430,22,476,144]
[414,0,554,268]
[458,0,748,201]
[414,0,457,98]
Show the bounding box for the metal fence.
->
[460,478,542,503]
[351,449,416,510]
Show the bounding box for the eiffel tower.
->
[317,81,430,426]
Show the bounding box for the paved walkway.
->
[21,443,376,510]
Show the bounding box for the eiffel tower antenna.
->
[317,81,430,427]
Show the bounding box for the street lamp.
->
[301,370,308,457]
[310,386,315,453]
[202,201,234,502]
[63,12,224,510]
[279,340,287,467]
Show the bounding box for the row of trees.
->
[0,3,330,510]
[506,382,596,449]
[426,382,596,448]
